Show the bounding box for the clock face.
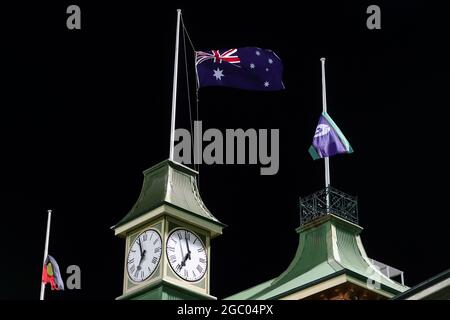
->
[127,229,162,283]
[166,228,207,282]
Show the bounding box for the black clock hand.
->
[137,237,146,269]
[138,251,147,269]
[181,256,187,267]
[182,251,191,266]
[138,237,144,257]
[179,239,185,267]
[185,235,191,261]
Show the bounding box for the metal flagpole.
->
[40,209,52,300]
[169,9,182,161]
[321,58,331,209]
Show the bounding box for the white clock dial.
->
[166,228,207,282]
[127,229,162,283]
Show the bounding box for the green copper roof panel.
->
[113,160,222,229]
[265,221,342,291]
[255,262,340,300]
[226,214,408,300]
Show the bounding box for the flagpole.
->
[40,209,52,300]
[321,58,331,209]
[169,9,182,161]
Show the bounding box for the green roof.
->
[113,160,224,230]
[393,268,450,300]
[226,214,408,300]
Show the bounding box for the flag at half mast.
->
[195,47,284,91]
[42,255,64,291]
[309,112,353,160]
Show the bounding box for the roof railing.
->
[299,186,358,226]
[369,258,405,285]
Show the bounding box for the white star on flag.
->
[268,58,273,64]
[250,63,255,69]
[264,81,270,87]
[213,68,224,80]
[255,50,261,56]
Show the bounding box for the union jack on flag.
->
[195,47,284,91]
[196,49,241,66]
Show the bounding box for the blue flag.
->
[309,112,353,160]
[195,47,284,91]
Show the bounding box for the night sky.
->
[1,1,449,300]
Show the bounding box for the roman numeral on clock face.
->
[196,265,203,273]
[152,257,158,264]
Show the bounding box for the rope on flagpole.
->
[181,14,201,188]
[182,19,195,172]
[195,81,201,190]
[181,15,196,52]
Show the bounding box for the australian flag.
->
[309,112,354,160]
[195,47,284,91]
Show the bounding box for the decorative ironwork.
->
[299,187,358,226]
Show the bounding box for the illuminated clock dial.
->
[127,229,162,282]
[166,228,207,282]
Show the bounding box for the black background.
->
[1,1,449,300]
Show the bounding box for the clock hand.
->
[139,247,147,264]
[138,237,144,257]
[137,253,148,275]
[179,239,185,267]
[136,237,146,268]
[182,251,191,266]
[137,251,147,268]
[185,236,191,260]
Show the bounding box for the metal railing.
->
[299,186,358,226]
[370,258,405,285]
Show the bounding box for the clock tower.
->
[112,160,225,300]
